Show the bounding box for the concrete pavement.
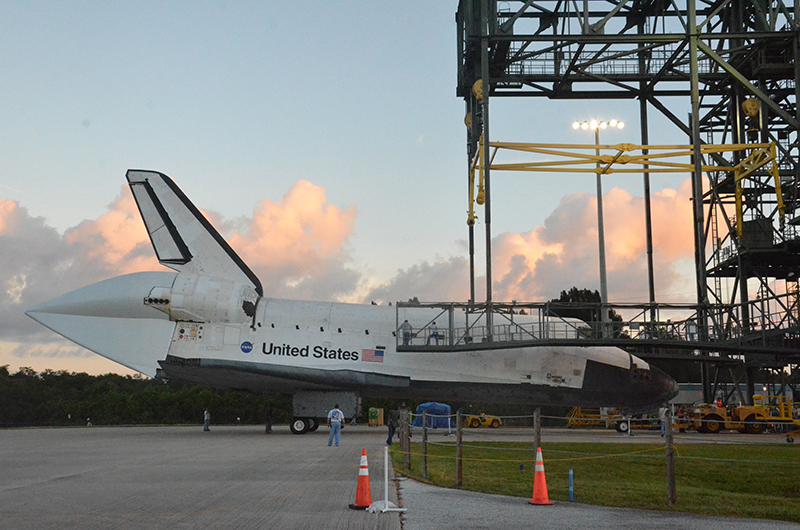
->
[399,478,800,530]
[2,425,797,529]
[0,425,401,530]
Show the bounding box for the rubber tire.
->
[490,419,500,428]
[470,418,480,428]
[615,421,629,433]
[704,414,723,434]
[744,414,764,434]
[787,436,794,443]
[308,418,320,432]
[290,418,310,434]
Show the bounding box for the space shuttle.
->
[26,170,677,433]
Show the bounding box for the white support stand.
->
[366,446,406,513]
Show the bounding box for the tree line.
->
[1,365,576,428]
[0,366,292,428]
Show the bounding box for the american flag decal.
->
[362,348,385,363]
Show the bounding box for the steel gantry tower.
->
[457,0,800,403]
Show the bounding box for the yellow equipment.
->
[566,407,659,432]
[691,403,766,434]
[753,395,800,442]
[691,395,800,434]
[463,413,502,428]
[566,407,608,428]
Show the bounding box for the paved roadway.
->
[1,425,798,529]
[399,478,800,530]
[0,425,401,530]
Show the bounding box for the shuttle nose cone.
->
[26,271,177,321]
[651,365,680,404]
[25,272,178,377]
[582,355,679,409]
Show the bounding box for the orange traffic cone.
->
[349,448,372,510]
[528,447,554,505]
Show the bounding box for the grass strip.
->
[391,441,800,522]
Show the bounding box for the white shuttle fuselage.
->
[26,171,678,431]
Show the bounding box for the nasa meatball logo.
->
[240,341,253,354]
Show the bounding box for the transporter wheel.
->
[490,419,500,428]
[470,418,481,428]
[308,418,320,432]
[290,417,310,435]
[615,421,629,433]
[743,415,765,434]
[787,435,794,443]
[704,414,723,434]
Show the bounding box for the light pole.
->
[572,119,624,338]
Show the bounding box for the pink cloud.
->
[363,179,696,306]
[0,180,362,350]
[484,179,695,303]
[64,191,159,275]
[228,179,359,298]
[649,179,696,260]
[0,199,18,235]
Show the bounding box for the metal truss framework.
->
[457,0,800,403]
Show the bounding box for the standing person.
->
[327,404,344,446]
[399,319,412,345]
[265,406,274,434]
[386,406,400,445]
[659,404,668,436]
[203,409,211,432]
[426,321,440,345]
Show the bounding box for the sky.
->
[1,1,704,375]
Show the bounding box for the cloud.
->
[0,190,164,345]
[374,180,696,307]
[0,199,83,342]
[489,179,696,303]
[228,179,360,299]
[363,257,471,304]
[0,340,138,376]
[1,177,698,374]
[0,180,362,355]
[63,191,157,275]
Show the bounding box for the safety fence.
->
[388,410,800,517]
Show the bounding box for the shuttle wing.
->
[126,170,263,296]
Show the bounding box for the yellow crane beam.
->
[468,141,784,239]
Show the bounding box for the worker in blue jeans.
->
[327,404,344,446]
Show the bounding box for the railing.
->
[713,222,800,266]
[395,297,800,355]
[503,44,717,78]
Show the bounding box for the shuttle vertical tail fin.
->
[126,170,263,296]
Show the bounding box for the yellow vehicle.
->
[753,395,800,442]
[566,407,662,432]
[691,395,799,434]
[691,402,767,434]
[463,413,502,428]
